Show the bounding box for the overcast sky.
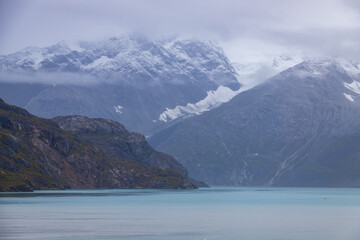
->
[0,0,359,62]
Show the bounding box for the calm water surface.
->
[1,187,360,240]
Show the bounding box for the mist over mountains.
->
[1,34,360,187]
[0,35,241,134]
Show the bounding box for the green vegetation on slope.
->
[0,99,196,191]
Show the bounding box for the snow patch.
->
[232,54,303,87]
[85,56,111,69]
[337,58,360,77]
[272,55,304,73]
[159,85,253,122]
[67,41,84,52]
[343,93,354,102]
[29,52,45,68]
[114,105,123,114]
[344,81,360,95]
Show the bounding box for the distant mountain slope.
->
[150,59,360,187]
[0,35,241,135]
[0,99,197,192]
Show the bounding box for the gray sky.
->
[0,0,359,62]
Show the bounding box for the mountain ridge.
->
[149,58,360,187]
[0,98,200,192]
[0,35,241,135]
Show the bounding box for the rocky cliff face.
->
[0,99,196,192]
[52,115,188,177]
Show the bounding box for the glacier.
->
[159,84,253,122]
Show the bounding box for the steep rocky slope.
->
[150,59,360,187]
[52,115,188,177]
[0,99,196,191]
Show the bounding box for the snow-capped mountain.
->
[0,35,241,134]
[2,34,360,187]
[157,54,307,123]
[150,58,360,187]
[0,35,239,87]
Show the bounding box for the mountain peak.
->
[0,35,240,134]
[150,57,360,187]
[279,58,349,80]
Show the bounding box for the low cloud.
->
[0,0,359,61]
[0,71,99,86]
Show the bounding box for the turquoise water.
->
[1,187,360,240]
